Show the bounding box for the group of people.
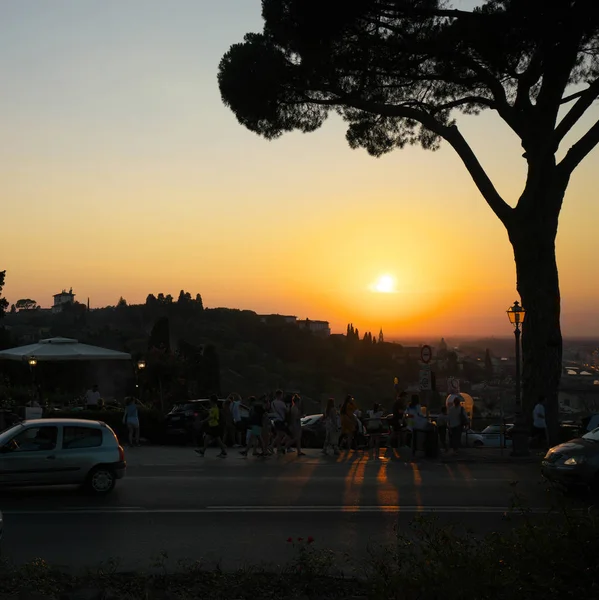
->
[194,391,305,459]
[191,390,476,460]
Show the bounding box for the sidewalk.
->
[437,447,544,464]
[124,445,544,467]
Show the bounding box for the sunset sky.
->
[1,1,598,338]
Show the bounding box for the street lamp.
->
[136,359,146,400]
[506,300,529,457]
[27,356,37,367]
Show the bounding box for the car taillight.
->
[118,445,125,461]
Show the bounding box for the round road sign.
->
[420,344,432,364]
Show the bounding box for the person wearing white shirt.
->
[531,397,547,446]
[366,403,384,460]
[85,384,101,408]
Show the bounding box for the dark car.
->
[301,414,326,448]
[165,399,249,443]
[541,426,599,492]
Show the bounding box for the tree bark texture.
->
[507,181,567,446]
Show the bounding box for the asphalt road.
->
[0,451,578,571]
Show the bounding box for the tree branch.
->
[554,78,599,144]
[557,117,599,176]
[441,125,513,224]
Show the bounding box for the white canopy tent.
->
[0,337,132,362]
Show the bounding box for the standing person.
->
[322,398,341,456]
[261,394,274,455]
[340,395,358,450]
[271,390,291,454]
[389,392,407,449]
[448,396,467,454]
[405,395,423,458]
[223,397,236,447]
[85,384,101,408]
[240,397,266,457]
[123,397,141,448]
[531,397,547,447]
[367,402,385,460]
[285,394,306,456]
[195,395,227,458]
[436,406,449,452]
[231,394,244,447]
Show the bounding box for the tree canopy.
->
[219,0,599,224]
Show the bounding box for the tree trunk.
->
[508,190,565,447]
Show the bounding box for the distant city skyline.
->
[1,0,598,338]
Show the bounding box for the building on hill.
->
[52,288,75,313]
[259,314,298,325]
[297,319,331,337]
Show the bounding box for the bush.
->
[1,504,598,599]
[46,407,167,444]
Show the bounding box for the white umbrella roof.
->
[0,337,132,362]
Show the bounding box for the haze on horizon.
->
[1,0,598,339]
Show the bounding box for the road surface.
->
[0,450,574,571]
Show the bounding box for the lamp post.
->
[506,301,529,457]
[136,359,146,401]
[27,356,38,403]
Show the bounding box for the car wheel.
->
[473,440,484,448]
[86,466,116,495]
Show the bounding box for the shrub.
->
[0,504,597,599]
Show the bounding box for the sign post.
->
[419,365,432,391]
[420,345,432,364]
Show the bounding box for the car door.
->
[0,424,61,486]
[57,425,104,484]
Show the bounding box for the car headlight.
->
[563,456,585,466]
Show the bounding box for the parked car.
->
[461,429,485,447]
[165,399,249,443]
[0,418,126,495]
[541,426,599,492]
[301,414,326,448]
[479,424,513,448]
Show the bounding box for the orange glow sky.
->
[1,1,598,338]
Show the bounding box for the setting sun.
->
[371,274,397,294]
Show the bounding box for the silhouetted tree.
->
[195,293,204,310]
[9,304,15,314]
[0,271,8,319]
[177,290,192,304]
[148,316,171,353]
[218,0,599,442]
[199,344,221,395]
[15,299,38,311]
[145,294,157,306]
[117,297,127,308]
[379,328,385,344]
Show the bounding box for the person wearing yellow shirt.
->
[195,395,228,458]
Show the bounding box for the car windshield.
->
[301,415,321,425]
[582,427,599,442]
[0,423,25,445]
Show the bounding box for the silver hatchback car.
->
[0,418,126,495]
